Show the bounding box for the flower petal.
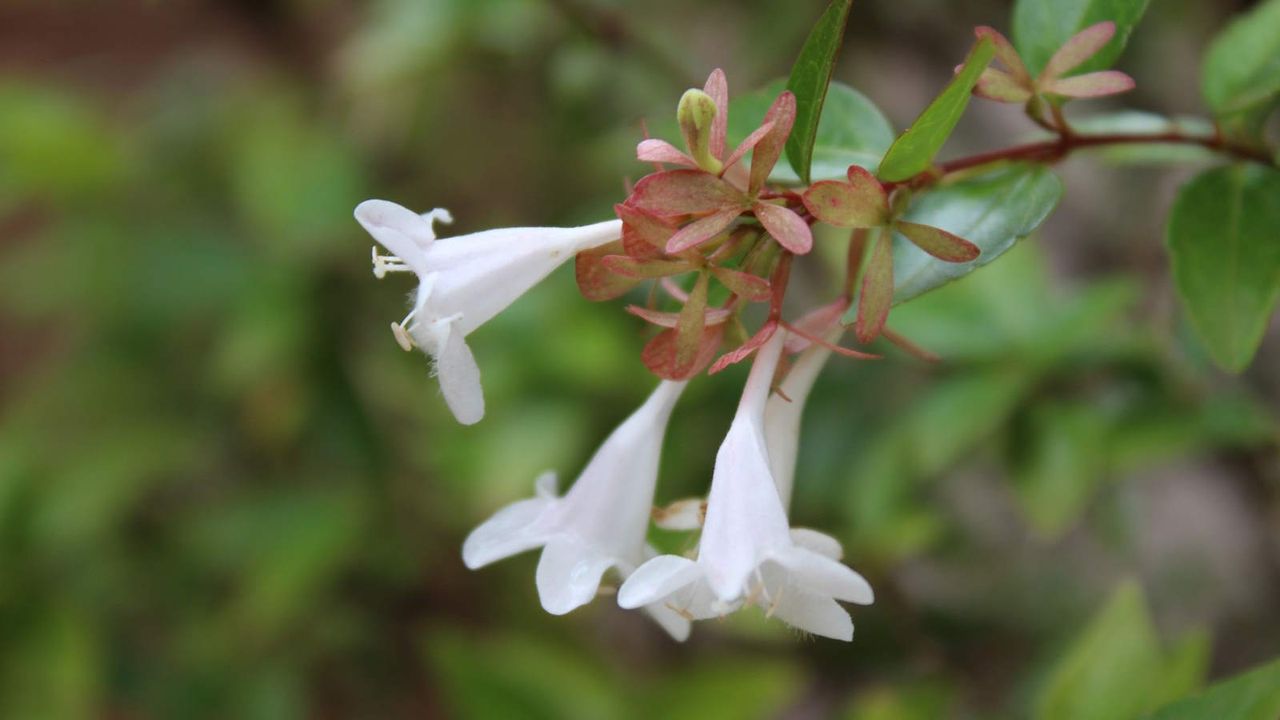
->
[536,538,616,615]
[435,321,485,425]
[355,199,438,274]
[788,528,844,560]
[461,496,552,569]
[617,554,701,609]
[772,546,874,605]
[652,497,706,530]
[425,220,622,336]
[641,603,693,642]
[769,589,854,641]
[753,203,813,254]
[534,471,559,499]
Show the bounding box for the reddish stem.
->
[887,130,1275,192]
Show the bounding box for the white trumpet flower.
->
[461,380,691,640]
[355,199,621,425]
[618,332,873,641]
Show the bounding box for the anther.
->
[390,322,415,351]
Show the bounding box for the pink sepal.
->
[754,203,813,255]
[703,68,729,160]
[748,92,797,196]
[784,300,850,353]
[722,120,775,174]
[627,305,731,328]
[637,138,696,166]
[1042,70,1135,98]
[1043,21,1116,80]
[642,324,724,380]
[709,321,778,374]
[665,207,743,254]
[627,170,748,218]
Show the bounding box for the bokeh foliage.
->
[0,0,1277,717]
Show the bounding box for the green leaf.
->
[840,164,1062,324]
[1012,0,1151,77]
[843,680,955,720]
[906,368,1033,478]
[847,367,1032,561]
[424,628,625,720]
[1148,657,1280,720]
[729,80,893,183]
[1010,400,1109,539]
[0,607,99,720]
[647,659,800,720]
[784,0,855,184]
[1166,164,1280,372]
[891,240,1141,365]
[876,38,994,182]
[1201,0,1280,117]
[1036,580,1164,720]
[1149,630,1212,709]
[0,83,125,202]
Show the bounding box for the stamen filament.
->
[371,247,413,278]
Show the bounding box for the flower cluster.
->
[356,69,894,641]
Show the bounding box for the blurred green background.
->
[0,0,1277,717]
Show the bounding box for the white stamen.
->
[665,602,696,622]
[400,305,422,328]
[765,582,784,618]
[372,247,412,279]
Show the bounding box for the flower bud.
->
[677,89,723,174]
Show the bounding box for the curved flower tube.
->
[355,199,621,424]
[764,330,840,509]
[461,380,691,640]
